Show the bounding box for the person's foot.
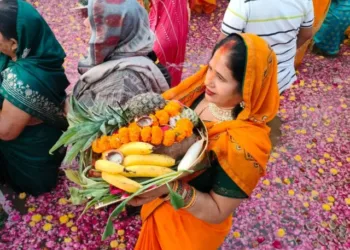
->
[312,45,339,58]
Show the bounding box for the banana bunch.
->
[95,142,176,193]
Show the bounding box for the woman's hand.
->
[0,100,31,141]
[128,184,169,207]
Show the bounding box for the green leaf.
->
[102,200,128,240]
[166,183,185,210]
[63,137,90,164]
[69,187,88,205]
[79,198,99,218]
[64,169,84,186]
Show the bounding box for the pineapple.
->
[124,93,166,119]
[180,108,199,127]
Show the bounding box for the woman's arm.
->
[129,181,244,224]
[0,99,31,141]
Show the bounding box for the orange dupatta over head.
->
[163,33,280,195]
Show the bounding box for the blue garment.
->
[314,0,350,55]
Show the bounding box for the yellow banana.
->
[123,154,175,167]
[118,142,153,156]
[101,172,142,193]
[95,160,125,174]
[121,165,175,178]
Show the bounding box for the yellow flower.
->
[283,178,291,185]
[324,153,330,159]
[300,129,307,134]
[274,177,282,184]
[337,162,343,167]
[330,168,338,175]
[288,190,295,196]
[311,190,319,197]
[45,215,53,222]
[277,228,286,238]
[308,107,315,112]
[280,96,285,100]
[331,214,337,220]
[19,193,26,199]
[68,213,75,219]
[255,193,262,199]
[117,229,125,236]
[43,223,52,232]
[321,221,328,228]
[319,159,326,164]
[302,113,308,118]
[289,96,296,101]
[233,231,241,238]
[280,109,286,113]
[346,157,350,163]
[311,159,317,164]
[263,179,270,186]
[64,237,72,243]
[345,198,350,205]
[303,202,309,208]
[110,240,119,248]
[71,226,78,232]
[301,106,307,111]
[327,196,335,203]
[318,168,324,174]
[59,215,69,224]
[341,104,347,109]
[29,221,36,227]
[294,155,302,162]
[312,123,318,127]
[28,207,36,213]
[119,243,126,249]
[58,198,68,205]
[31,214,42,223]
[272,152,280,158]
[322,204,331,211]
[326,137,334,143]
[66,221,74,228]
[299,80,305,86]
[306,144,313,149]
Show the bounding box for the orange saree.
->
[135,34,280,250]
[295,0,331,67]
[189,0,216,14]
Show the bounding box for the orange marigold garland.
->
[151,126,163,145]
[164,101,182,117]
[155,110,170,126]
[128,123,141,142]
[141,127,152,142]
[118,127,130,144]
[109,134,122,149]
[149,114,159,126]
[176,118,194,137]
[163,129,176,146]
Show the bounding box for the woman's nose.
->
[204,70,215,87]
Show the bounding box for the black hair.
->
[147,50,172,87]
[212,34,247,118]
[0,0,18,40]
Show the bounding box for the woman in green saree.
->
[0,0,69,196]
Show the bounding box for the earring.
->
[240,101,245,109]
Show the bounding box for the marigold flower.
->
[233,231,241,238]
[322,204,331,211]
[141,127,152,142]
[276,228,286,238]
[128,123,141,142]
[174,128,186,142]
[19,193,26,199]
[43,223,52,232]
[59,215,69,224]
[149,114,159,126]
[64,237,72,243]
[31,214,42,223]
[58,198,68,205]
[66,221,74,228]
[118,127,130,144]
[164,101,182,117]
[155,110,170,126]
[45,215,53,221]
[110,134,122,149]
[110,240,119,248]
[117,229,125,236]
[71,226,78,232]
[163,130,176,147]
[151,126,163,145]
[263,179,270,186]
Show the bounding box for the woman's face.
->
[0,32,17,60]
[204,48,243,108]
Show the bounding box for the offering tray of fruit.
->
[50,93,208,239]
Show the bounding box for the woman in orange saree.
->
[131,33,280,250]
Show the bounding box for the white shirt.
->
[221,0,314,93]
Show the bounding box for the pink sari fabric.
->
[149,0,189,87]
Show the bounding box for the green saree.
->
[0,0,69,196]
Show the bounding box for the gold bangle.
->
[183,188,197,209]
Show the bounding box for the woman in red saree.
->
[130,33,280,250]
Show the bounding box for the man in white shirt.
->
[219,0,314,93]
